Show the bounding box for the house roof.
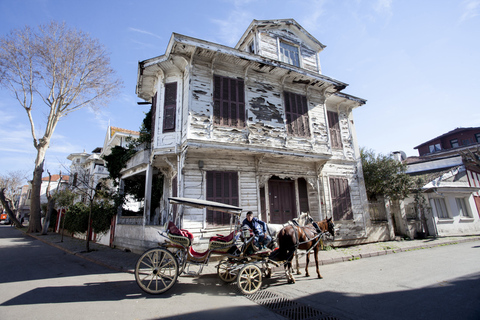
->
[41,175,69,182]
[110,126,139,138]
[414,127,480,149]
[137,33,365,106]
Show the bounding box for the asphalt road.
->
[1,225,479,320]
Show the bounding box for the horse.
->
[276,217,335,284]
[266,212,314,274]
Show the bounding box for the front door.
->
[268,178,296,224]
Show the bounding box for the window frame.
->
[284,91,310,137]
[431,197,449,219]
[475,133,480,143]
[163,82,177,133]
[456,197,471,218]
[213,75,245,128]
[279,40,300,67]
[428,143,441,153]
[450,139,459,148]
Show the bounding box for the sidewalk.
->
[25,228,480,275]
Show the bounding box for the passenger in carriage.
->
[241,211,272,250]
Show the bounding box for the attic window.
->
[280,41,300,67]
[428,143,441,153]
[247,41,255,53]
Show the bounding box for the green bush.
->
[63,201,116,234]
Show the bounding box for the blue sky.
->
[1,0,479,181]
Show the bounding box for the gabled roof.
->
[235,19,326,52]
[414,127,480,149]
[109,126,139,138]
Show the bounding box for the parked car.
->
[0,213,11,225]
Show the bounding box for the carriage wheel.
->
[168,247,187,275]
[237,264,262,295]
[135,248,178,294]
[217,259,238,283]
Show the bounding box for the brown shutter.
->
[329,177,352,220]
[284,91,310,137]
[206,171,239,226]
[328,111,343,149]
[213,75,245,127]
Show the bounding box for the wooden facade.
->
[124,19,370,249]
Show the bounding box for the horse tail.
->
[276,226,297,262]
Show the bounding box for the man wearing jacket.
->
[241,211,272,249]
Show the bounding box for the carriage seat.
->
[209,231,235,243]
[167,221,194,240]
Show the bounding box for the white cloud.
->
[300,0,328,33]
[460,0,480,22]
[129,27,163,39]
[374,0,393,15]
[210,5,252,46]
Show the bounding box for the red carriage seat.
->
[167,221,194,240]
[209,231,235,243]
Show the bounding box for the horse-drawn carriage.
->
[134,197,335,295]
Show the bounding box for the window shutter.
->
[213,76,245,127]
[163,82,177,132]
[328,111,342,149]
[329,177,352,220]
[206,171,239,226]
[284,91,310,137]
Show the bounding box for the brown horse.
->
[276,217,335,283]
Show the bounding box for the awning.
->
[168,197,242,215]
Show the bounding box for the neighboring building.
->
[16,174,69,222]
[400,127,480,237]
[115,19,371,252]
[66,125,140,246]
[414,127,480,158]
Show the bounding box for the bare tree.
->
[0,171,27,228]
[0,21,122,233]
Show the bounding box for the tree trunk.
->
[41,198,56,235]
[27,147,48,233]
[0,189,22,228]
[27,161,44,233]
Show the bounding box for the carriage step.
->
[244,289,341,320]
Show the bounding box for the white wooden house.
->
[115,19,370,251]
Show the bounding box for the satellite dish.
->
[400,151,407,161]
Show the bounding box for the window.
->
[428,143,441,153]
[213,75,245,128]
[247,41,255,53]
[150,93,157,141]
[329,177,353,220]
[327,111,343,149]
[163,82,177,132]
[475,133,480,143]
[206,171,239,226]
[280,41,300,67]
[456,198,471,218]
[450,139,459,148]
[284,91,310,137]
[431,198,449,218]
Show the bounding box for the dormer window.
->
[279,41,300,67]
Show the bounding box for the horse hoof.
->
[288,279,295,284]
[318,275,323,279]
[305,274,310,277]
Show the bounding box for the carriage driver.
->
[241,211,272,250]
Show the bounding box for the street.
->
[1,225,479,320]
